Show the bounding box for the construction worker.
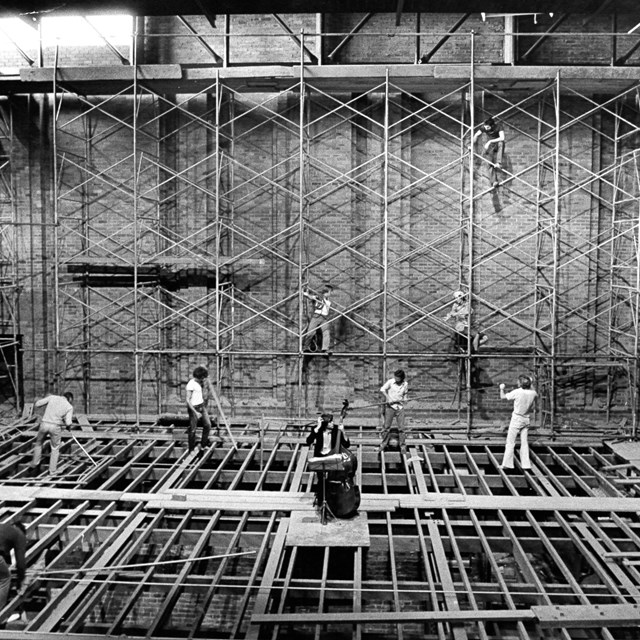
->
[302,285,333,354]
[28,392,74,476]
[0,521,26,620]
[379,369,408,452]
[499,375,537,471]
[185,366,217,452]
[472,117,506,187]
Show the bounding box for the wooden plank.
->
[605,440,640,465]
[289,446,309,492]
[0,633,188,640]
[408,446,429,495]
[533,603,640,628]
[529,464,564,497]
[402,494,640,512]
[75,415,94,432]
[286,511,369,547]
[251,609,536,624]
[611,477,640,485]
[246,518,290,640]
[3,483,639,513]
[426,519,468,640]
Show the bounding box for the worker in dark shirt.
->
[0,522,26,618]
[472,117,506,187]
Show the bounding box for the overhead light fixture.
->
[483,13,552,20]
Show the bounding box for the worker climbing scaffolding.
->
[472,116,506,189]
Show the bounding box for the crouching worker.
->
[0,521,26,625]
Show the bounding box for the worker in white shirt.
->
[499,375,537,471]
[302,285,333,353]
[185,366,216,452]
[379,369,408,451]
[28,392,74,476]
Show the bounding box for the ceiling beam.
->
[271,13,319,65]
[419,12,472,63]
[327,12,374,62]
[178,15,223,64]
[0,1,633,18]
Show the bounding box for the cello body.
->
[327,473,361,518]
[326,444,360,518]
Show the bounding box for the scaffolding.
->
[0,98,21,413]
[41,53,638,434]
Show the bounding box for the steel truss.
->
[2,419,640,638]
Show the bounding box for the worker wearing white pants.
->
[29,392,74,476]
[501,414,531,469]
[499,376,537,471]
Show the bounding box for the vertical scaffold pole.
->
[607,102,621,426]
[298,30,306,418]
[466,32,476,436]
[52,46,60,395]
[634,157,640,438]
[383,69,390,379]
[215,70,221,358]
[133,28,141,427]
[215,68,222,405]
[551,71,561,437]
[534,93,548,430]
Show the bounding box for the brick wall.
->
[517,13,640,65]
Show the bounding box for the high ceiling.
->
[0,0,637,17]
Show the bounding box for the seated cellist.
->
[306,412,350,506]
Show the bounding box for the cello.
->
[326,400,361,518]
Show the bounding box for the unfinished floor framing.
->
[2,416,640,638]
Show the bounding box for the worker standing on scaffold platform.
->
[444,290,472,352]
[444,290,488,353]
[472,117,505,188]
[302,285,333,354]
